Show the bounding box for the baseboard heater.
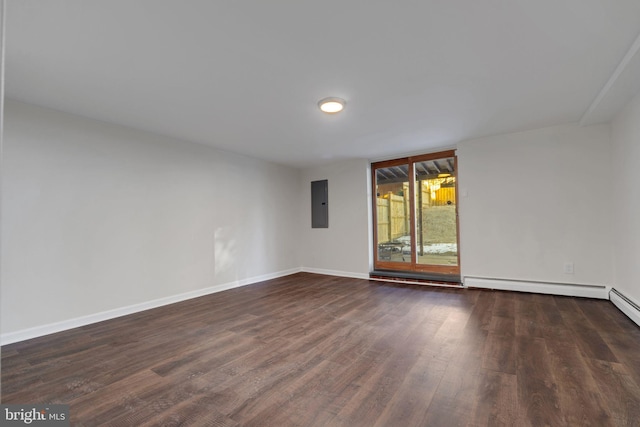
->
[610,288,640,328]
[464,277,610,299]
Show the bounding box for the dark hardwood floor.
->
[2,272,640,426]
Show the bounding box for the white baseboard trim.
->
[610,288,640,328]
[301,267,369,280]
[1,267,302,346]
[464,277,610,299]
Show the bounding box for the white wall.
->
[611,90,640,306]
[299,159,371,278]
[457,124,612,287]
[2,99,630,340]
[1,100,300,337]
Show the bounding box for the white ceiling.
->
[6,1,640,168]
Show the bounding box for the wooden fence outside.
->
[377,187,456,244]
[428,186,456,206]
[377,193,409,243]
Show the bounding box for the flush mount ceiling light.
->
[318,97,346,114]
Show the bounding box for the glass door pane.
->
[414,157,458,267]
[372,151,460,278]
[375,164,412,264]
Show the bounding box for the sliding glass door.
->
[374,160,411,265]
[372,151,459,276]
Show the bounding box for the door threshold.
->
[370,270,462,286]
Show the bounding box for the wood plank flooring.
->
[2,272,640,426]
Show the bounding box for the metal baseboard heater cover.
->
[610,288,640,328]
[464,277,610,299]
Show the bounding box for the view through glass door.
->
[373,151,459,278]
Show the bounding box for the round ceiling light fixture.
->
[318,97,346,114]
